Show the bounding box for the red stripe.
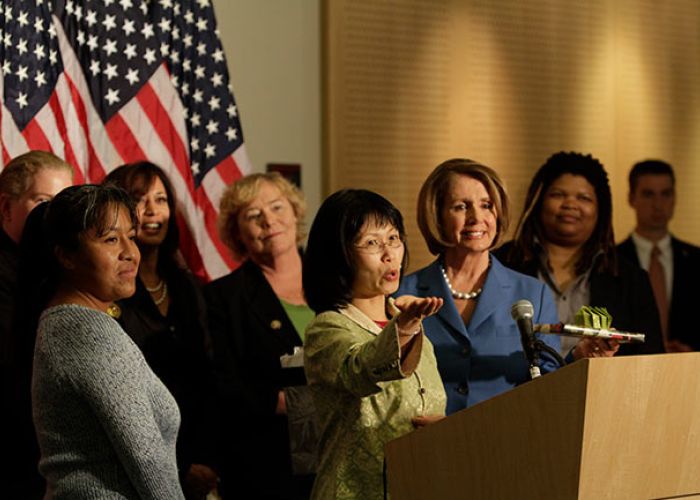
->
[1,144,10,166]
[63,73,109,182]
[47,92,84,184]
[104,114,148,164]
[213,155,241,186]
[136,82,193,186]
[176,213,209,282]
[194,186,237,270]
[21,120,53,152]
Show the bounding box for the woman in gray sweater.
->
[27,185,184,499]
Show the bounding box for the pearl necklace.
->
[440,265,483,300]
[145,280,164,293]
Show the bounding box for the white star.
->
[48,24,56,38]
[208,96,220,110]
[89,60,100,76]
[16,92,28,109]
[196,42,206,56]
[174,3,181,15]
[212,48,224,63]
[103,14,116,31]
[172,26,180,41]
[140,2,147,15]
[124,43,136,60]
[35,71,47,88]
[87,34,98,51]
[16,65,28,82]
[104,63,118,81]
[123,19,135,36]
[74,5,83,21]
[1,60,10,74]
[170,74,178,87]
[196,18,207,31]
[194,65,205,79]
[76,30,85,45]
[190,137,199,151]
[160,0,173,8]
[119,0,133,10]
[211,73,223,87]
[105,88,120,105]
[169,49,180,63]
[160,42,170,57]
[17,10,29,27]
[191,112,201,126]
[205,119,218,134]
[17,38,28,55]
[34,18,45,33]
[49,49,58,64]
[197,0,211,8]
[125,68,139,85]
[104,38,117,57]
[142,22,154,39]
[65,0,74,14]
[183,59,191,72]
[192,89,203,103]
[144,48,157,65]
[33,44,46,60]
[3,32,12,47]
[204,143,216,158]
[191,162,200,175]
[184,10,194,24]
[4,5,13,22]
[183,34,193,48]
[227,104,237,117]
[105,0,115,6]
[85,9,97,26]
[158,17,171,33]
[181,82,189,95]
[225,127,238,141]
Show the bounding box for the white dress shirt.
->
[630,232,673,302]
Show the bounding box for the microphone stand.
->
[533,339,566,368]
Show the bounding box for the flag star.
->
[87,34,99,51]
[194,65,205,79]
[142,22,155,39]
[89,59,100,76]
[174,3,181,15]
[105,88,120,105]
[74,5,83,21]
[208,96,220,110]
[182,108,188,119]
[48,24,56,38]
[3,32,11,47]
[33,44,46,60]
[17,10,29,27]
[104,14,116,31]
[123,19,135,36]
[158,17,171,33]
[105,0,115,6]
[35,71,47,88]
[125,68,139,85]
[4,5,12,21]
[196,42,206,56]
[104,63,119,80]
[124,43,137,60]
[204,143,216,158]
[144,48,157,64]
[172,26,180,41]
[170,74,179,87]
[184,10,194,24]
[34,18,45,32]
[192,89,203,103]
[191,162,200,175]
[196,18,208,31]
[169,49,180,63]
[17,38,28,55]
[211,73,223,87]
[140,2,147,14]
[1,60,10,74]
[49,49,58,64]
[104,38,118,56]
[17,65,29,82]
[227,104,237,117]
[197,0,211,8]
[212,48,224,63]
[225,127,238,141]
[205,119,218,134]
[181,82,190,95]
[191,112,201,126]
[85,9,97,26]
[76,30,86,45]
[190,138,199,151]
[16,92,28,109]
[120,0,134,10]
[183,59,191,72]
[183,34,193,48]
[160,0,173,8]
[66,0,75,14]
[160,42,170,57]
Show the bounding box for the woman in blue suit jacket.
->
[398,159,605,415]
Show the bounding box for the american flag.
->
[0,0,251,282]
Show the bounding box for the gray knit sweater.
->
[32,304,185,499]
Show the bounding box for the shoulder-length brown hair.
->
[417,158,509,256]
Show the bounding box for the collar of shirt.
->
[630,232,673,300]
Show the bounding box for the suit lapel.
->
[468,257,509,332]
[418,261,469,338]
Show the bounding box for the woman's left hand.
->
[572,337,619,360]
[393,295,443,335]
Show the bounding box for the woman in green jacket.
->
[303,189,446,500]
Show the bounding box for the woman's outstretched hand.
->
[393,295,443,336]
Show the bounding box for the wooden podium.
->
[385,354,700,500]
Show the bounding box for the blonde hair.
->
[417,158,509,255]
[218,172,306,259]
[1,151,73,199]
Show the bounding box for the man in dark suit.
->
[617,160,700,352]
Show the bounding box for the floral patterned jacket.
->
[304,303,446,500]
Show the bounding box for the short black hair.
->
[629,159,675,193]
[103,162,180,275]
[511,151,616,275]
[303,189,407,314]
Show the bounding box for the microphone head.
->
[511,300,534,320]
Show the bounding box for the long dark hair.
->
[303,189,408,314]
[103,161,181,276]
[509,151,616,275]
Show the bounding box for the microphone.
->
[511,300,541,379]
[533,323,645,344]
